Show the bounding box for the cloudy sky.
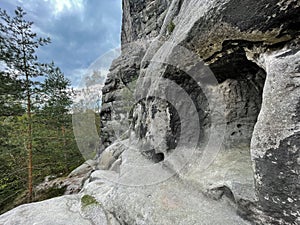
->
[0,0,122,86]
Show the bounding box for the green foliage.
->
[167,20,175,34]
[81,195,98,208]
[0,7,51,68]
[0,6,51,93]
[0,113,85,214]
[41,63,73,117]
[0,6,85,213]
[0,6,53,202]
[0,72,24,116]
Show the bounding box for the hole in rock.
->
[125,43,267,178]
[207,44,267,150]
[160,45,267,202]
[202,45,267,204]
[152,152,165,163]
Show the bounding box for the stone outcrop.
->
[250,44,300,224]
[1,0,299,224]
[34,160,97,197]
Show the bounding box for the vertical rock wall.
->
[251,41,300,224]
[98,0,300,224]
[99,0,171,151]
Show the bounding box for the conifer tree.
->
[0,7,50,202]
[0,7,84,210]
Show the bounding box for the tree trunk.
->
[61,125,68,173]
[26,73,33,203]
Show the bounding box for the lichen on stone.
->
[81,195,99,208]
[167,20,175,34]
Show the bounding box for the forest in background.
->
[0,7,99,213]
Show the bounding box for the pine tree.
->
[42,63,73,121]
[40,63,73,172]
[0,71,23,116]
[0,7,84,210]
[0,7,50,202]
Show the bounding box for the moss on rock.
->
[167,21,175,34]
[81,195,99,208]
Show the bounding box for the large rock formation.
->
[1,0,299,224]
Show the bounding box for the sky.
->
[0,0,122,87]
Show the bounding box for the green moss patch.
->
[81,195,98,208]
[168,21,175,34]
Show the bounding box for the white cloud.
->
[5,0,85,17]
[2,0,122,88]
[44,0,84,16]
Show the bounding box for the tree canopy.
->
[0,6,85,212]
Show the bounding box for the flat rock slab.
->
[84,170,252,225]
[0,169,251,225]
[0,195,108,225]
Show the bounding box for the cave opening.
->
[160,46,268,204]
[152,152,165,163]
[130,44,267,173]
[163,48,267,151]
[202,45,267,205]
[209,46,267,150]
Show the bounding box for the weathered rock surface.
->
[99,0,300,224]
[97,141,125,170]
[84,170,252,225]
[0,195,110,225]
[34,160,97,197]
[250,42,300,224]
[1,0,299,224]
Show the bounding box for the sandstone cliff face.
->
[99,1,299,223]
[1,0,299,224]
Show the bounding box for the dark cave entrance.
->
[208,43,267,150]
[161,43,268,204]
[131,42,267,168]
[163,45,267,152]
